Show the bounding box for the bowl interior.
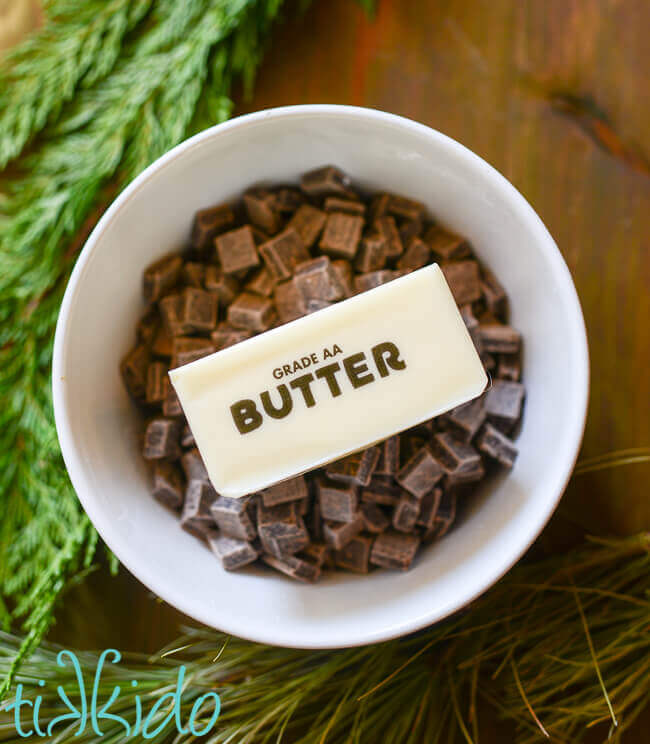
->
[53,107,588,647]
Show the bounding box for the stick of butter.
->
[170,264,487,498]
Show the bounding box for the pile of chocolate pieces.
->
[121,166,525,582]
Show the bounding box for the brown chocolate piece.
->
[331,259,355,297]
[182,261,204,288]
[181,519,216,541]
[137,309,160,346]
[424,226,471,261]
[259,228,309,281]
[416,487,442,531]
[322,513,364,550]
[211,495,256,541]
[477,423,518,468]
[399,217,423,246]
[478,324,521,354]
[360,502,390,533]
[273,187,306,214]
[227,292,276,332]
[146,361,168,404]
[447,397,487,442]
[353,270,395,293]
[370,530,420,571]
[208,533,260,571]
[204,265,239,305]
[151,324,173,357]
[355,235,387,273]
[143,255,182,303]
[324,197,365,215]
[158,294,186,337]
[431,432,484,486]
[180,447,209,484]
[459,304,482,352]
[143,418,181,460]
[215,226,260,275]
[243,188,282,234]
[180,424,195,448]
[121,344,150,399]
[210,322,253,350]
[387,194,425,222]
[369,193,390,222]
[262,475,308,506]
[261,553,320,583]
[334,534,373,572]
[182,480,217,522]
[245,267,276,297]
[308,489,323,541]
[319,212,364,259]
[496,353,521,382]
[274,280,307,324]
[317,479,359,522]
[300,542,331,567]
[294,256,346,302]
[396,237,431,271]
[326,447,380,486]
[428,491,456,539]
[287,204,327,248]
[301,165,352,198]
[162,382,183,417]
[152,461,184,510]
[361,475,401,506]
[396,446,443,498]
[257,501,310,557]
[484,380,525,432]
[171,336,215,368]
[191,204,235,250]
[481,270,508,319]
[376,436,400,475]
[441,260,482,305]
[393,493,422,533]
[374,216,403,260]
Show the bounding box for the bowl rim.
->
[52,104,590,648]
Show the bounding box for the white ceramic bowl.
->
[53,105,589,648]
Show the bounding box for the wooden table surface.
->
[10,0,649,740]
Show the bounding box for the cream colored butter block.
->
[170,264,487,498]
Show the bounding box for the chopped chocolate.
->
[191,204,235,250]
[428,491,456,539]
[478,323,521,354]
[319,212,364,259]
[322,513,364,550]
[360,502,390,533]
[162,382,183,417]
[416,487,442,531]
[374,216,403,260]
[477,423,518,468]
[204,265,239,305]
[146,361,168,404]
[215,226,260,275]
[137,309,160,346]
[182,480,217,521]
[446,397,487,442]
[324,197,365,215]
[274,280,307,323]
[294,256,346,302]
[143,418,181,460]
[396,237,431,271]
[441,260,482,305]
[317,479,359,522]
[331,259,355,297]
[459,304,482,352]
[274,187,306,214]
[496,353,521,382]
[287,204,327,248]
[326,447,380,486]
[431,432,484,486]
[370,531,420,571]
[182,261,204,289]
[259,228,309,281]
[143,255,183,303]
[151,326,173,357]
[227,292,276,332]
[180,424,195,449]
[396,446,443,498]
[393,493,422,533]
[361,476,401,506]
[208,533,260,570]
[484,380,525,432]
[210,322,253,350]
[121,344,150,400]
[399,217,423,246]
[369,193,391,222]
[388,194,425,222]
[481,269,508,319]
[262,475,308,506]
[245,267,276,297]
[180,447,210,484]
[334,534,373,572]
[301,165,352,198]
[353,270,396,293]
[376,435,400,475]
[355,234,387,273]
[257,501,310,557]
[261,553,320,582]
[152,461,184,510]
[243,188,282,234]
[211,495,256,541]
[301,542,331,567]
[159,294,186,337]
[424,226,471,261]
[171,336,215,368]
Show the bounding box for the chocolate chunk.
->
[300,542,331,567]
[182,480,217,521]
[393,493,422,533]
[191,204,235,250]
[369,193,391,222]
[446,397,487,441]
[361,476,401,506]
[322,513,364,550]
[243,188,282,234]
[387,194,425,222]
[259,228,309,281]
[215,226,260,275]
[208,533,260,570]
[204,265,239,305]
[181,519,216,541]
[396,237,431,271]
[496,353,521,382]
[245,267,276,297]
[331,259,355,297]
[478,324,521,354]
[143,255,182,303]
[481,270,508,319]
[171,337,215,368]
[301,165,352,198]
[428,491,456,539]
[274,280,307,324]
[121,344,150,400]
[477,423,518,468]
[360,502,390,533]
[162,382,183,417]
[484,380,525,432]
[334,534,373,572]
[146,361,168,404]
[326,447,380,486]
[355,235,387,273]
[309,489,323,541]
[257,501,309,557]
[262,475,308,506]
[150,323,172,357]
[210,322,253,350]
[287,204,327,248]
[227,292,276,332]
[158,294,186,337]
[180,447,209,484]
[431,432,484,486]
[180,424,195,448]
[273,187,306,214]
[416,487,442,531]
[424,226,471,261]
[319,213,364,259]
[399,217,423,246]
[376,436,400,475]
[294,256,346,302]
[182,261,204,288]
[374,216,403,260]
[354,270,396,293]
[143,418,181,460]
[211,495,256,541]
[137,309,160,346]
[370,530,420,571]
[441,260,482,305]
[317,479,359,522]
[396,446,443,498]
[152,461,184,510]
[261,553,320,583]
[324,197,365,215]
[296,495,311,515]
[459,304,482,352]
